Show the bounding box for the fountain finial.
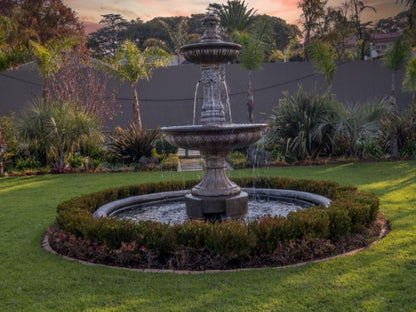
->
[201,14,222,43]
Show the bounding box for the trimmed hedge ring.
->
[49,176,381,270]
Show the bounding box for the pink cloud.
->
[82,21,102,34]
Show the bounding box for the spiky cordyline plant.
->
[106,124,159,165]
[267,85,343,160]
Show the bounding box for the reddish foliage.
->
[0,0,85,44]
[48,54,120,122]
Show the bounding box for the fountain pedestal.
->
[185,150,248,219]
[185,193,248,219]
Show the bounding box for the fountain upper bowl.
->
[180,42,241,64]
[161,123,267,151]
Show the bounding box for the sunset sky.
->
[63,0,408,33]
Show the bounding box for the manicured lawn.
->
[0,161,415,311]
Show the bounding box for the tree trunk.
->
[43,77,49,100]
[304,30,310,61]
[132,83,142,131]
[0,123,3,176]
[247,70,254,123]
[391,71,399,157]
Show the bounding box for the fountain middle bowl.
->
[161,123,268,151]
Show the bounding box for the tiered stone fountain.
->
[162,14,267,219]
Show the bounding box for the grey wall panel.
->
[0,61,410,129]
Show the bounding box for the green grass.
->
[0,161,415,311]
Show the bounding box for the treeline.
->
[86,13,301,61]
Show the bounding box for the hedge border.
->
[49,177,381,270]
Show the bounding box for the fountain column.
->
[200,64,226,125]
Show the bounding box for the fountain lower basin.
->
[93,188,331,223]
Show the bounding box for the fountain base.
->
[185,192,248,219]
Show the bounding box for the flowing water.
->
[192,81,200,125]
[114,196,312,224]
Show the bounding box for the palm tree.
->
[30,36,82,98]
[297,0,327,60]
[18,99,103,170]
[231,30,266,123]
[308,40,336,88]
[208,0,257,36]
[158,18,200,65]
[402,57,416,111]
[383,35,412,156]
[106,40,170,130]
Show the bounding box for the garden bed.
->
[48,177,384,271]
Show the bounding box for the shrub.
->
[51,177,380,270]
[17,99,104,170]
[155,136,178,156]
[67,154,84,169]
[106,124,159,165]
[15,157,41,171]
[160,154,179,171]
[226,151,247,169]
[267,85,343,161]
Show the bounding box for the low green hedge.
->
[51,177,380,269]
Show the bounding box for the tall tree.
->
[397,0,416,37]
[0,14,34,70]
[316,5,354,60]
[347,0,376,60]
[298,0,327,60]
[375,10,409,34]
[105,40,170,130]
[383,35,412,157]
[87,14,128,58]
[0,0,84,44]
[158,17,200,65]
[208,0,257,36]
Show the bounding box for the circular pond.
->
[94,188,331,223]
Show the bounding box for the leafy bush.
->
[15,157,41,171]
[106,124,159,165]
[358,140,384,159]
[17,99,104,170]
[267,85,343,161]
[160,154,179,171]
[342,98,389,158]
[67,155,84,169]
[50,177,380,270]
[226,151,247,169]
[155,136,178,156]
